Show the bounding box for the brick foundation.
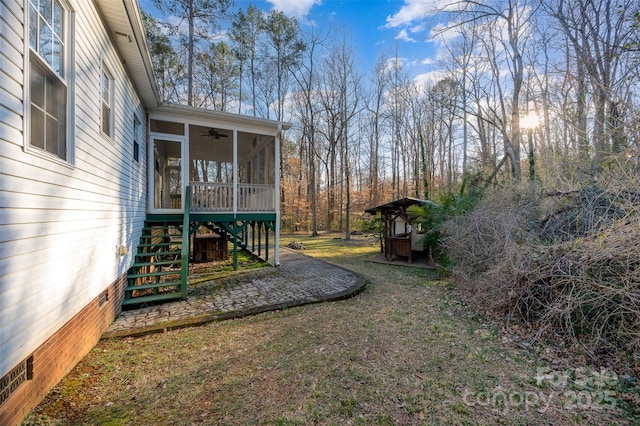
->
[0,274,126,426]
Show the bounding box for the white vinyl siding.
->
[0,0,24,144]
[0,0,147,378]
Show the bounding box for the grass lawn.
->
[24,234,638,425]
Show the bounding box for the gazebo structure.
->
[365,197,437,264]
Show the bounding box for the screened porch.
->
[148,105,281,215]
[189,128,276,213]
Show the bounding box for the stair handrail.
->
[180,186,191,297]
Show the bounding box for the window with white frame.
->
[133,115,141,163]
[101,65,114,138]
[28,0,72,161]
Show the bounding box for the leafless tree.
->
[545,0,639,168]
[153,0,232,106]
[289,24,327,236]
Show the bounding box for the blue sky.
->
[257,0,439,74]
[138,0,443,82]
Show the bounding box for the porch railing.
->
[190,182,275,212]
[238,183,276,211]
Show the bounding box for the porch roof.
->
[150,103,292,135]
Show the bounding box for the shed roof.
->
[365,197,438,215]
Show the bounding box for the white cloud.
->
[428,22,461,44]
[385,0,451,28]
[384,56,407,73]
[396,28,416,43]
[386,0,429,28]
[266,0,322,18]
[411,22,427,33]
[413,70,447,89]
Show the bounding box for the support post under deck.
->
[180,186,192,298]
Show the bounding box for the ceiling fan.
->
[203,128,229,139]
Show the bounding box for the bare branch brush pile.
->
[442,172,640,359]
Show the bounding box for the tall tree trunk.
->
[187,0,194,106]
[507,4,523,179]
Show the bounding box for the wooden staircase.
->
[123,221,188,306]
[121,185,274,306]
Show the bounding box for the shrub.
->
[441,182,540,309]
[519,222,640,355]
[362,216,384,253]
[441,176,640,359]
[409,181,482,265]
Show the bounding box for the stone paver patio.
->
[103,248,365,338]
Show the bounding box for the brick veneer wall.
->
[0,274,126,426]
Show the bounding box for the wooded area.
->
[142,0,640,237]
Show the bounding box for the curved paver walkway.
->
[103,248,365,338]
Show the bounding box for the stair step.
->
[138,242,175,248]
[131,260,180,268]
[139,234,182,239]
[139,235,181,240]
[143,225,182,229]
[135,251,179,258]
[128,270,181,279]
[122,292,183,306]
[123,216,189,308]
[125,281,182,292]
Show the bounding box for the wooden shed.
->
[365,197,438,263]
[193,233,228,262]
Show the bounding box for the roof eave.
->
[151,103,293,134]
[94,0,162,108]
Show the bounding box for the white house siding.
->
[0,0,147,379]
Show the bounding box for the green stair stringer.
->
[122,220,184,306]
[123,187,192,307]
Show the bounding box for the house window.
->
[28,0,71,161]
[101,65,114,138]
[133,115,141,162]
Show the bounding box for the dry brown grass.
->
[23,234,638,425]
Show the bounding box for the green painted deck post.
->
[232,226,238,271]
[251,222,256,252]
[265,225,269,262]
[180,186,191,298]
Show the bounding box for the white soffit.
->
[94,0,161,107]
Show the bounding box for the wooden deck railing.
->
[190,182,275,212]
[238,183,276,211]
